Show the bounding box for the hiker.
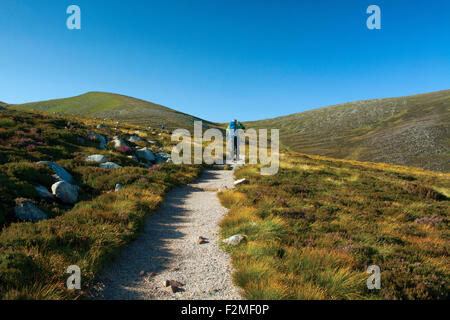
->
[227,119,245,161]
[161,124,165,130]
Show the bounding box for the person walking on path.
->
[226,119,245,161]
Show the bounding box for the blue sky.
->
[0,0,449,122]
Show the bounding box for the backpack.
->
[229,121,238,130]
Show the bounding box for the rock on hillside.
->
[85,154,108,163]
[14,201,48,222]
[51,181,78,204]
[37,161,74,184]
[136,147,155,162]
[99,162,122,169]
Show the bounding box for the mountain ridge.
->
[12,89,450,172]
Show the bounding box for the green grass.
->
[0,109,202,299]
[12,91,220,131]
[247,89,450,172]
[218,152,450,300]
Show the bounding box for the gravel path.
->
[91,169,242,300]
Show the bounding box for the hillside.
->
[12,92,219,131]
[219,152,450,299]
[247,90,450,172]
[0,108,201,299]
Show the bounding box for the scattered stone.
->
[115,184,123,192]
[112,136,129,150]
[97,124,107,129]
[222,234,246,246]
[164,279,183,287]
[88,132,106,149]
[163,280,184,293]
[136,147,155,162]
[127,134,142,143]
[51,181,78,204]
[233,178,248,186]
[197,236,208,244]
[99,162,122,169]
[14,200,48,222]
[34,185,53,200]
[37,161,73,183]
[156,153,171,163]
[85,154,108,163]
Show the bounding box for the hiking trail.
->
[91,168,242,300]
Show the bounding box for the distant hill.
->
[12,92,219,131]
[248,90,450,172]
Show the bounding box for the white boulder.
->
[85,154,108,163]
[222,234,246,246]
[52,181,78,204]
[100,162,122,169]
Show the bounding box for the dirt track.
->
[92,169,242,300]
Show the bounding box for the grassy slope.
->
[218,152,449,299]
[247,90,450,172]
[12,92,219,131]
[0,109,202,299]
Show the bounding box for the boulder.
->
[136,148,155,162]
[0,106,8,111]
[85,154,108,163]
[147,140,157,144]
[156,153,171,163]
[34,185,53,199]
[52,181,78,204]
[99,162,122,169]
[14,201,48,222]
[88,132,106,149]
[97,124,107,129]
[222,234,246,246]
[112,136,129,150]
[115,184,123,192]
[127,134,142,143]
[37,161,73,183]
[233,178,248,186]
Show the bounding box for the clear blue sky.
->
[0,0,449,122]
